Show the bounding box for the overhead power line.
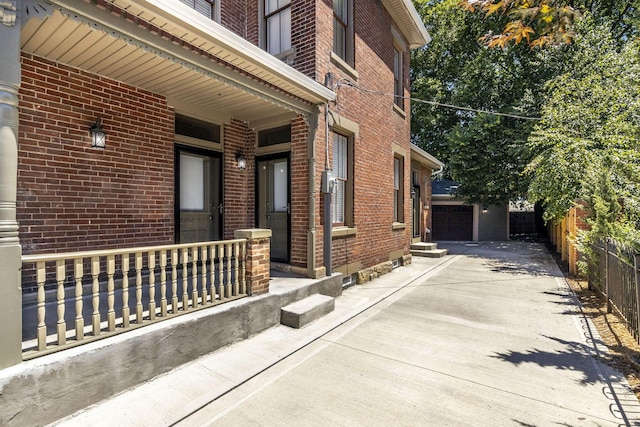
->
[335,79,542,121]
[410,98,541,121]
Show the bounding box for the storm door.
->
[176,148,222,243]
[257,156,290,262]
[412,186,422,239]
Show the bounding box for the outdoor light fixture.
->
[89,117,106,149]
[482,205,488,214]
[236,152,246,170]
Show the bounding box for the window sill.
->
[274,47,296,64]
[392,222,406,231]
[393,103,406,119]
[332,226,357,237]
[330,51,359,82]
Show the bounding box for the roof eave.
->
[140,0,336,105]
[411,144,444,170]
[380,0,431,48]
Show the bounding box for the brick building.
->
[1,0,435,287]
[410,143,444,243]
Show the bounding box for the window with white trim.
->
[333,0,353,65]
[265,0,292,56]
[179,0,219,21]
[332,132,353,226]
[394,156,404,222]
[393,46,404,109]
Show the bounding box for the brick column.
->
[235,229,272,295]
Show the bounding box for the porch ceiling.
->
[20,0,334,124]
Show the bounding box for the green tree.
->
[411,0,554,204]
[459,0,639,48]
[527,18,640,242]
[446,114,534,205]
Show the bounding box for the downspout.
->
[322,102,332,276]
[306,106,320,278]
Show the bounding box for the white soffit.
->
[138,0,335,104]
[21,0,335,123]
[411,144,444,170]
[380,0,431,48]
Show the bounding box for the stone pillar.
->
[234,229,272,295]
[0,0,23,369]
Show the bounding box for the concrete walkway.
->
[51,242,640,426]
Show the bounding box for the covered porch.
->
[3,246,342,426]
[0,0,339,421]
[0,0,336,367]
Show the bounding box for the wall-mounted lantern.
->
[89,117,106,149]
[236,152,246,170]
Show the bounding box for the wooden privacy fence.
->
[587,238,640,343]
[21,239,247,360]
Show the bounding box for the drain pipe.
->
[308,102,334,278]
[322,102,333,276]
[306,106,320,278]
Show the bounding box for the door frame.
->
[255,153,291,263]
[174,144,223,243]
[412,184,421,239]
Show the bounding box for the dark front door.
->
[432,205,473,241]
[257,156,290,263]
[176,148,222,243]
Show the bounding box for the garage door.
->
[432,205,473,241]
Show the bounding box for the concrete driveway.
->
[54,241,640,426]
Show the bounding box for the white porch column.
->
[0,0,23,369]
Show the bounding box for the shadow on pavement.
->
[437,241,561,277]
[492,335,616,386]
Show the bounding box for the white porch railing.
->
[21,239,247,360]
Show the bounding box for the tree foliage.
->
[411,0,553,204]
[527,18,640,243]
[446,114,535,205]
[459,0,639,48]
[411,0,640,244]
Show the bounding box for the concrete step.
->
[411,248,448,258]
[281,294,335,329]
[410,242,438,251]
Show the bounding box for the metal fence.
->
[587,238,640,343]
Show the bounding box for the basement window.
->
[342,273,357,289]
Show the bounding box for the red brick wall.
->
[17,53,175,255]
[245,0,259,46]
[575,200,590,231]
[315,0,413,271]
[244,0,317,79]
[291,0,317,78]
[220,1,247,38]
[243,235,271,295]
[290,116,309,268]
[223,119,255,239]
